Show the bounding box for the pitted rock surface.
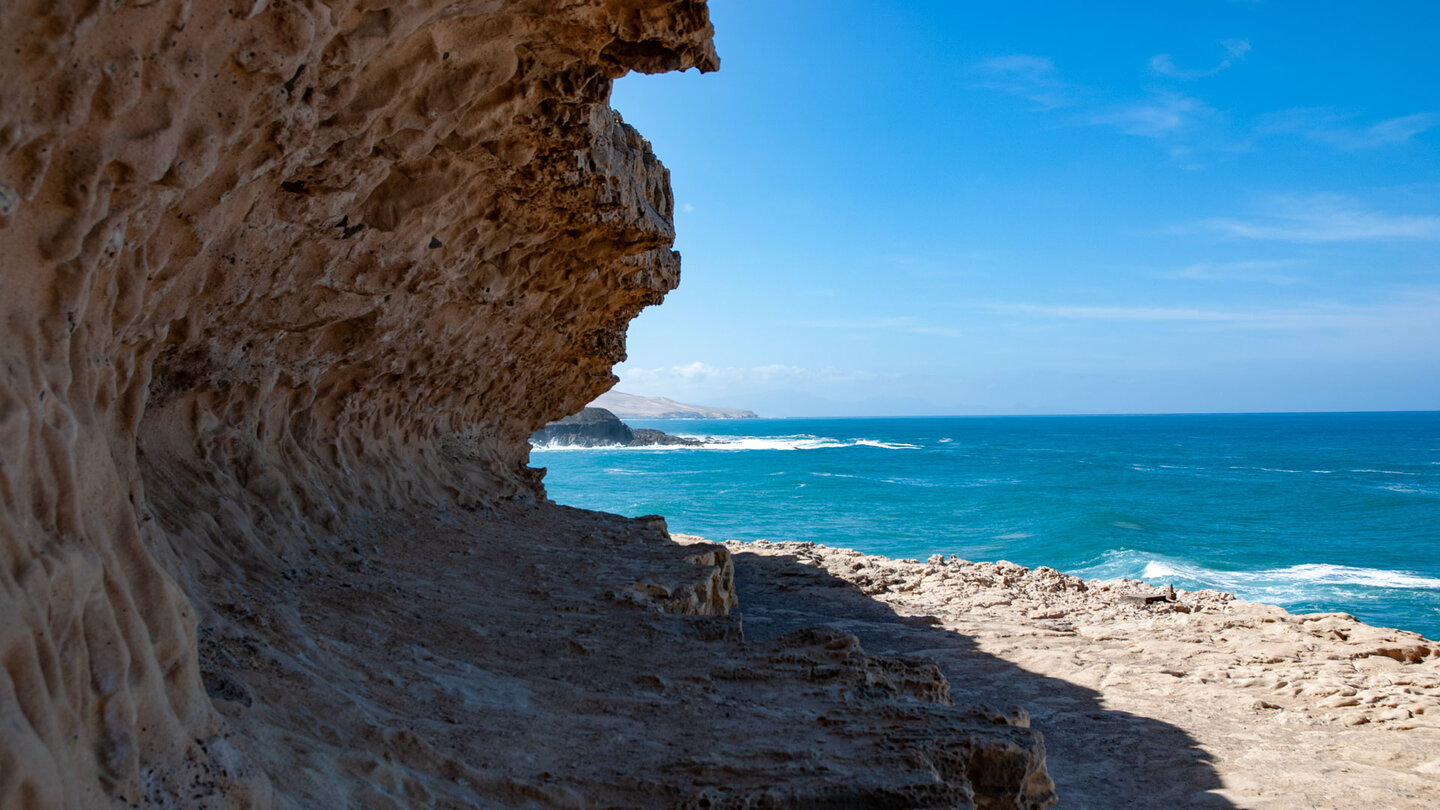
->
[0,0,709,804]
[725,538,1440,809]
[0,2,1057,807]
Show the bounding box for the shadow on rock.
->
[730,548,1235,810]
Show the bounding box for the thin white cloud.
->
[973,54,1073,109]
[1150,39,1251,80]
[619,362,871,389]
[974,56,1214,146]
[681,203,696,213]
[1257,108,1439,150]
[974,44,1428,165]
[976,290,1440,331]
[991,302,1255,323]
[1161,259,1305,284]
[1089,92,1209,137]
[1197,194,1440,242]
[797,316,961,338]
[905,326,963,338]
[1165,144,1209,171]
[798,317,918,329]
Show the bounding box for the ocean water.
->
[532,412,1440,639]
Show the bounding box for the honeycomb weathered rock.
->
[0,2,714,804]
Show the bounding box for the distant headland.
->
[531,407,702,448]
[592,390,758,419]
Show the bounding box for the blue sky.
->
[608,1,1440,416]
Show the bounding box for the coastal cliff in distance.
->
[532,407,703,447]
[594,389,759,418]
[0,1,1052,807]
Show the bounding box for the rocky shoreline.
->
[712,536,1440,809]
[6,0,1432,804]
[183,505,1058,808]
[531,407,705,447]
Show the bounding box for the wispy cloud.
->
[974,56,1213,144]
[798,317,915,329]
[681,203,696,213]
[1088,92,1211,137]
[1161,259,1305,284]
[975,290,1440,330]
[1196,194,1440,242]
[973,44,1431,165]
[660,361,802,380]
[973,54,1073,109]
[1150,39,1251,80]
[989,302,1258,323]
[1256,108,1439,150]
[797,316,961,338]
[906,326,964,338]
[619,362,870,388]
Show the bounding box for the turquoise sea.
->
[533,412,1440,640]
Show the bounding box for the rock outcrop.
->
[184,504,1054,809]
[531,406,701,446]
[0,0,715,804]
[729,538,1440,808]
[0,1,1053,808]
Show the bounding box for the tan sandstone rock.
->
[0,2,1054,807]
[725,538,1440,809]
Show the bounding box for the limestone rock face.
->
[0,2,1056,808]
[0,1,713,805]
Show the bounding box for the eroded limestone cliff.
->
[1,0,713,803]
[0,1,1052,807]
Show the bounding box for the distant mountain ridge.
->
[592,391,758,419]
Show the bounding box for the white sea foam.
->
[856,439,924,449]
[1277,564,1440,589]
[1225,466,1347,475]
[810,471,947,488]
[694,435,849,451]
[1075,549,1440,601]
[531,434,923,452]
[953,477,1018,488]
[530,441,696,452]
[1379,483,1436,496]
[880,476,942,487]
[1351,469,1418,475]
[1144,560,1440,590]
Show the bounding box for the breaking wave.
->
[1072,549,1440,606]
[533,434,922,452]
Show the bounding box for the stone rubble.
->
[721,538,1440,809]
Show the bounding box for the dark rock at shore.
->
[532,408,702,447]
[533,407,633,446]
[629,427,703,446]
